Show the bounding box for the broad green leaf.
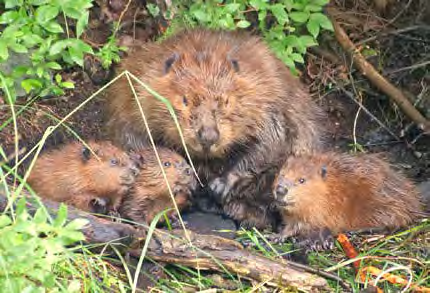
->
[63,6,82,19]
[312,0,330,5]
[65,218,88,230]
[0,215,12,228]
[299,35,318,47]
[290,53,304,63]
[236,20,251,28]
[283,35,300,48]
[42,21,64,33]
[9,43,28,54]
[22,34,44,47]
[28,0,49,5]
[33,208,48,224]
[250,0,268,10]
[310,12,334,31]
[60,81,75,89]
[0,11,19,24]
[49,39,72,55]
[225,3,240,13]
[45,62,62,70]
[146,3,160,17]
[35,5,60,24]
[193,10,209,22]
[4,0,21,9]
[21,79,43,93]
[306,18,320,38]
[55,73,62,83]
[305,4,323,12]
[289,11,309,23]
[271,4,288,25]
[76,11,89,38]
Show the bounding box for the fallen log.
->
[0,191,333,291]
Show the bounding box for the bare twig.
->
[327,8,430,132]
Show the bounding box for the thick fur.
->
[104,28,326,229]
[27,141,138,213]
[119,147,197,225]
[273,152,425,238]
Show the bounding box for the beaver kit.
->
[104,28,327,229]
[27,140,139,214]
[272,151,425,248]
[119,147,197,225]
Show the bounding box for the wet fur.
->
[27,141,138,213]
[105,28,326,229]
[119,147,196,225]
[274,152,425,237]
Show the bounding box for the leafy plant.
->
[166,0,333,73]
[0,198,88,292]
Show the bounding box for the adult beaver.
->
[272,152,425,250]
[104,28,326,229]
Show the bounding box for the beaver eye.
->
[182,96,188,106]
[110,158,118,166]
[298,178,306,184]
[185,168,191,175]
[164,161,171,167]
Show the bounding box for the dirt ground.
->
[0,0,429,183]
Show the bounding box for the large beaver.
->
[27,141,139,214]
[119,147,197,225]
[272,151,425,249]
[104,28,326,229]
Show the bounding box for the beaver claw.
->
[295,228,335,252]
[209,177,231,202]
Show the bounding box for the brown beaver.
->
[27,140,139,214]
[104,28,326,229]
[119,147,197,225]
[272,151,425,249]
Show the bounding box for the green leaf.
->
[306,18,320,38]
[53,204,68,227]
[10,43,28,54]
[312,0,330,5]
[299,35,318,47]
[250,0,268,10]
[310,12,334,31]
[45,62,62,70]
[0,11,19,24]
[0,43,9,60]
[283,35,300,48]
[49,39,72,55]
[28,0,49,5]
[55,73,62,83]
[22,34,44,47]
[289,11,309,23]
[4,0,21,9]
[65,218,88,230]
[225,3,240,13]
[33,208,48,224]
[21,79,43,93]
[0,215,12,228]
[76,11,89,38]
[63,6,82,19]
[236,20,251,28]
[42,21,64,33]
[193,10,209,22]
[36,66,44,78]
[146,3,160,17]
[60,81,75,89]
[290,53,304,63]
[305,4,323,12]
[35,5,60,24]
[270,4,288,25]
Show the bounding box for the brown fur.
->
[104,28,326,229]
[273,152,424,237]
[120,147,197,225]
[27,141,138,213]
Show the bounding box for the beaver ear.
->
[81,146,91,162]
[163,52,179,75]
[226,55,239,72]
[321,165,328,179]
[129,151,144,166]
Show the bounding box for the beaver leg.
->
[294,228,335,252]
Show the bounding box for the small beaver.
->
[272,152,425,249]
[119,147,197,225]
[27,141,139,214]
[104,28,326,229]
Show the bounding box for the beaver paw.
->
[90,198,108,214]
[294,228,335,252]
[209,177,231,202]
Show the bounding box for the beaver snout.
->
[197,126,220,149]
[275,184,288,198]
[130,165,140,176]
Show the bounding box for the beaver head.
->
[139,30,280,158]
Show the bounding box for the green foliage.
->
[0,199,88,292]
[0,0,124,103]
[167,0,334,73]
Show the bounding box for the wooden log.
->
[0,191,332,291]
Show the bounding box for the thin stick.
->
[327,9,430,132]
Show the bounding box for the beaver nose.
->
[275,184,288,197]
[130,165,139,176]
[197,126,220,148]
